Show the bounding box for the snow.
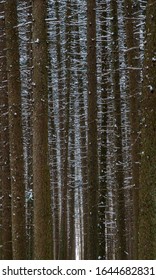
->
[35,38,40,44]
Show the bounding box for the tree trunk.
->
[25,0,33,260]
[138,0,156,259]
[124,0,141,260]
[98,1,108,260]
[0,2,12,259]
[87,0,99,260]
[53,0,62,260]
[73,0,88,260]
[4,0,26,260]
[111,0,127,260]
[67,120,75,260]
[32,0,53,260]
[59,0,71,260]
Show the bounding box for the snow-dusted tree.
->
[87,0,99,260]
[18,0,34,260]
[51,0,62,260]
[110,0,127,259]
[97,0,108,260]
[0,1,12,260]
[138,0,156,259]
[4,0,26,259]
[32,0,53,259]
[72,0,88,259]
[59,0,71,260]
[25,0,34,260]
[124,0,141,260]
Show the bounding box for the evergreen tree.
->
[0,1,12,260]
[87,0,99,260]
[4,0,26,260]
[32,0,53,260]
[138,0,156,260]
